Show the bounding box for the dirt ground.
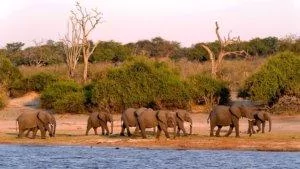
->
[0,92,299,151]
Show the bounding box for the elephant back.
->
[17,112,39,129]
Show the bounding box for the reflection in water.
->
[0,145,299,169]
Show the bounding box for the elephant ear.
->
[157,111,167,123]
[257,112,264,121]
[97,113,106,121]
[37,112,50,124]
[229,105,242,118]
[176,110,185,121]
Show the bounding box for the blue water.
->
[0,144,299,169]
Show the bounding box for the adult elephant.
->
[17,111,56,139]
[208,105,255,137]
[135,108,174,139]
[159,110,177,138]
[120,107,147,136]
[85,111,113,135]
[248,111,272,134]
[175,109,193,136]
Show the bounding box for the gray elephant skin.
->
[120,107,147,136]
[16,111,56,139]
[248,111,272,134]
[175,109,193,136]
[135,108,175,139]
[208,105,254,137]
[86,112,114,135]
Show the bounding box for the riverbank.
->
[0,92,299,152]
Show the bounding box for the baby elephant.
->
[17,111,56,139]
[86,112,114,136]
[248,111,272,134]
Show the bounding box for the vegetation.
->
[188,74,230,106]
[40,80,85,113]
[239,52,300,105]
[89,57,190,112]
[0,87,8,109]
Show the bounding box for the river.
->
[0,144,299,169]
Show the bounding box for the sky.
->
[0,0,299,48]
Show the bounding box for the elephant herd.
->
[16,104,271,139]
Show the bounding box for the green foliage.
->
[90,41,131,63]
[0,87,8,110]
[0,54,22,89]
[239,52,300,105]
[188,74,230,105]
[89,56,190,111]
[40,80,85,113]
[10,72,60,97]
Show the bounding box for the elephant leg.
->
[234,121,240,138]
[25,129,31,138]
[215,126,222,137]
[31,128,38,139]
[225,125,234,137]
[262,121,266,133]
[178,121,187,136]
[104,124,110,135]
[256,121,262,133]
[210,125,215,137]
[40,127,46,139]
[120,123,125,136]
[18,129,25,138]
[156,126,162,139]
[153,127,156,134]
[140,125,146,139]
[93,127,98,135]
[86,123,92,135]
[162,126,170,139]
[176,126,181,136]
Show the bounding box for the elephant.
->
[175,109,193,136]
[16,111,56,139]
[24,113,56,137]
[135,108,174,139]
[120,107,147,136]
[248,111,272,134]
[159,110,177,138]
[86,111,114,136]
[207,105,255,137]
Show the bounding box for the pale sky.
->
[0,0,299,48]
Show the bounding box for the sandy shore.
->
[0,92,299,151]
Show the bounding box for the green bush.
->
[10,72,60,97]
[239,52,300,105]
[188,74,230,106]
[0,54,22,89]
[40,80,85,113]
[0,87,8,109]
[89,56,190,111]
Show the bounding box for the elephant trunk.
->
[268,117,272,132]
[53,122,56,137]
[110,119,114,134]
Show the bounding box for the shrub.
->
[0,54,22,89]
[90,56,190,112]
[10,72,60,97]
[239,52,300,105]
[188,74,230,106]
[40,80,85,113]
[0,87,8,109]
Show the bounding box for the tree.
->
[6,42,24,53]
[201,22,248,77]
[62,17,82,77]
[71,2,102,82]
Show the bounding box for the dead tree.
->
[71,2,102,82]
[62,18,82,78]
[202,22,248,77]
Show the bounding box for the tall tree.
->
[6,42,24,53]
[62,17,82,77]
[71,2,102,82]
[201,22,248,77]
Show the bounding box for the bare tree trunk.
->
[71,2,102,83]
[201,22,248,78]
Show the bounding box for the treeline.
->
[1,36,299,66]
